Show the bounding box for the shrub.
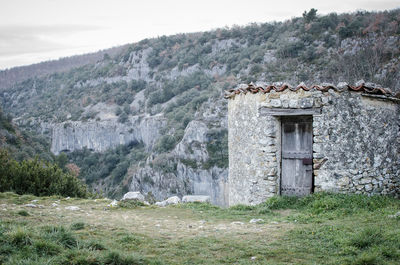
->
[154,135,178,153]
[112,161,130,184]
[102,250,163,265]
[203,129,228,169]
[348,228,384,250]
[118,200,145,208]
[68,143,145,186]
[128,80,147,92]
[260,196,299,210]
[0,149,88,198]
[17,210,29,216]
[352,252,380,265]
[229,204,256,211]
[7,227,33,246]
[43,226,77,249]
[86,240,107,251]
[277,41,305,58]
[303,8,318,23]
[70,222,85,231]
[34,239,61,256]
[118,112,129,123]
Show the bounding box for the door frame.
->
[279,115,314,195]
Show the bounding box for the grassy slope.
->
[0,192,399,265]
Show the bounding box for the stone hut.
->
[226,81,400,206]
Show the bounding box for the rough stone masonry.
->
[226,82,400,206]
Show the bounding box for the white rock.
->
[388,212,400,218]
[122,191,145,202]
[182,195,210,203]
[108,200,118,207]
[31,200,39,203]
[51,203,58,207]
[155,196,181,207]
[156,196,181,207]
[355,79,365,87]
[65,206,80,211]
[231,221,244,225]
[165,196,181,204]
[155,201,167,207]
[24,204,37,208]
[249,218,264,224]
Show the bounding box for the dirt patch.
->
[2,198,293,242]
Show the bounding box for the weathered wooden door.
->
[281,116,313,196]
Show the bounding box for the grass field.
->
[0,192,399,265]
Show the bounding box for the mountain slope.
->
[0,107,52,161]
[0,45,127,90]
[1,9,399,203]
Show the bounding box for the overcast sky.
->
[0,0,399,70]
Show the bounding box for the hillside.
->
[0,45,127,90]
[0,107,52,161]
[1,9,399,202]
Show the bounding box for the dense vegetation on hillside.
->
[3,9,399,121]
[0,9,399,198]
[0,108,89,198]
[0,149,88,197]
[0,45,126,90]
[0,107,51,161]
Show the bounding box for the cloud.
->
[0,24,101,56]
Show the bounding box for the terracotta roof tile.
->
[225,81,400,100]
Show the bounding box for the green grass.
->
[70,222,85,231]
[117,199,146,209]
[0,192,399,264]
[17,210,29,216]
[0,221,162,265]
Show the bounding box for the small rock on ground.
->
[249,218,264,224]
[155,196,181,207]
[108,200,118,207]
[24,204,37,208]
[65,206,80,211]
[122,192,145,202]
[388,212,400,218]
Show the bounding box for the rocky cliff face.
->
[51,114,165,154]
[127,93,229,206]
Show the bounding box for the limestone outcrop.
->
[51,114,165,154]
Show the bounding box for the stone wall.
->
[228,89,400,206]
[228,93,279,206]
